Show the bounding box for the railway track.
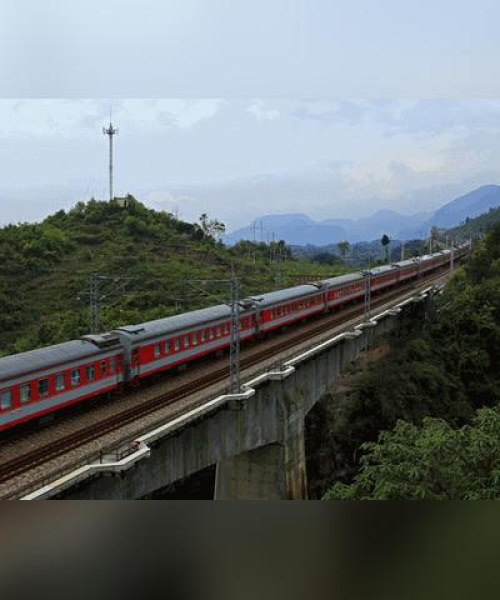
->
[0,269,451,494]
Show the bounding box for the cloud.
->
[0,99,226,139]
[289,99,500,138]
[379,100,500,137]
[291,100,367,125]
[247,99,280,121]
[121,99,226,130]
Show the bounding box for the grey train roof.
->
[369,264,396,276]
[115,304,233,342]
[249,285,320,308]
[319,272,365,288]
[0,340,100,383]
[396,259,419,269]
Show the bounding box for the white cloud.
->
[247,99,280,121]
[0,99,226,139]
[120,99,226,130]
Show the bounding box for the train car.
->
[113,303,258,381]
[0,335,124,431]
[321,272,365,310]
[395,259,419,283]
[250,284,324,333]
[418,254,437,275]
[440,249,452,266]
[369,265,398,292]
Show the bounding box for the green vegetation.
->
[448,205,500,242]
[0,196,347,357]
[324,221,500,499]
[380,233,391,262]
[326,408,500,500]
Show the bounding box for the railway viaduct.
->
[24,286,435,500]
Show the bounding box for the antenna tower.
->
[103,110,118,201]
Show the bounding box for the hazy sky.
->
[1,1,500,230]
[1,99,500,230]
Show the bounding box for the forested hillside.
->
[324,222,500,499]
[447,205,500,241]
[0,197,344,357]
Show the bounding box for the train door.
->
[130,347,141,381]
[115,354,124,383]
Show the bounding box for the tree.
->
[337,240,350,263]
[199,213,226,240]
[324,406,500,500]
[381,234,391,262]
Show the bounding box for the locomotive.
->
[0,244,470,432]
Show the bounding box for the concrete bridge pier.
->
[214,414,308,500]
[214,444,286,499]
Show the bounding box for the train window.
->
[55,374,66,392]
[224,324,230,335]
[175,339,181,351]
[70,369,81,386]
[38,379,49,397]
[154,343,161,358]
[184,335,190,348]
[209,329,214,341]
[110,358,116,373]
[201,330,206,342]
[165,341,171,354]
[216,326,222,337]
[86,365,95,381]
[192,332,198,346]
[0,389,12,410]
[20,384,31,404]
[100,361,107,376]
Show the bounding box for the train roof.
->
[369,264,396,276]
[0,340,101,383]
[249,284,320,308]
[395,259,418,268]
[115,304,233,342]
[318,271,364,288]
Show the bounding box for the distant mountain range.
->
[398,184,500,239]
[223,184,500,245]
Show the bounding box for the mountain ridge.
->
[224,184,500,246]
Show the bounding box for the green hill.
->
[447,205,500,241]
[0,196,346,357]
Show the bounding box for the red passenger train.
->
[0,244,470,431]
